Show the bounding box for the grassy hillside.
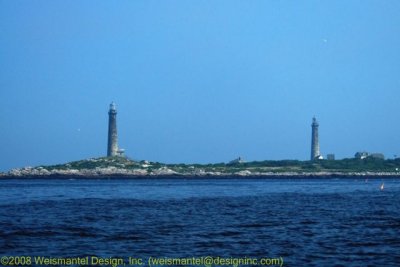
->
[40,157,400,174]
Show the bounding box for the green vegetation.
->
[42,156,143,171]
[224,158,400,173]
[38,156,400,175]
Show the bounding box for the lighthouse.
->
[107,102,119,157]
[311,117,322,160]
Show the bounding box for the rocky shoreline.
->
[1,166,400,179]
[2,157,400,179]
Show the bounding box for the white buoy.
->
[380,182,384,191]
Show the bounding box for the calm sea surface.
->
[0,178,399,266]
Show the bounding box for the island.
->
[1,156,400,178]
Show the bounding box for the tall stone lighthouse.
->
[107,102,119,157]
[311,117,322,160]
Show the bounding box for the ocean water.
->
[0,178,399,266]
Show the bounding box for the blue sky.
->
[1,1,399,171]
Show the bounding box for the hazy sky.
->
[1,1,399,171]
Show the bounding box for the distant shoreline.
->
[2,156,400,179]
[2,173,400,179]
